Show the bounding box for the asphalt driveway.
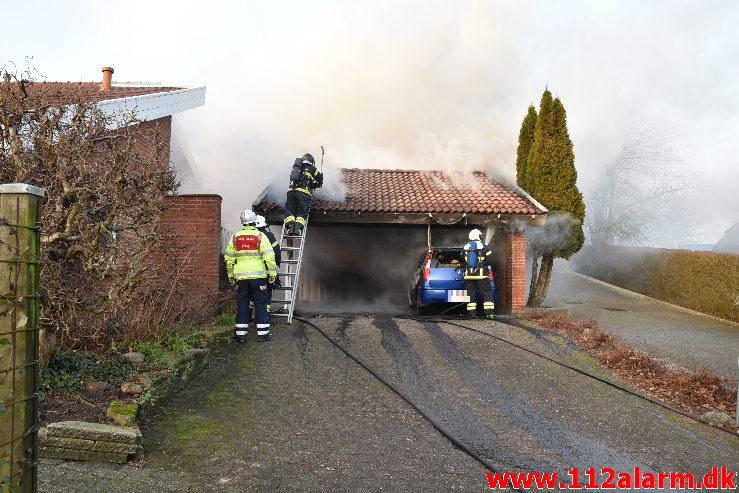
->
[137,316,737,492]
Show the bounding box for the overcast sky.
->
[4,0,738,243]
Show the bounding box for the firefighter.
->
[463,228,495,319]
[283,153,323,236]
[254,215,281,313]
[225,209,277,343]
[256,215,281,268]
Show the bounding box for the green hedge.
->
[571,245,739,323]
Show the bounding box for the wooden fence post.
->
[0,183,44,493]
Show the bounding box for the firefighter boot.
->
[258,332,273,342]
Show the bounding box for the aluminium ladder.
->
[270,220,308,323]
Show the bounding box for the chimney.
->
[101,66,114,91]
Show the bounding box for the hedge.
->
[571,245,739,323]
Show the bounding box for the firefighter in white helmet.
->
[251,215,281,315]
[224,209,277,342]
[463,228,495,319]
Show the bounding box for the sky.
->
[4,0,739,244]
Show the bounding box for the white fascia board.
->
[510,183,549,214]
[96,86,206,127]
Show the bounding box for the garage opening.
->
[297,224,492,314]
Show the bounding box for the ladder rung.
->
[282,259,298,264]
[282,246,300,251]
[277,286,294,291]
[278,273,296,277]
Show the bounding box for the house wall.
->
[156,194,222,316]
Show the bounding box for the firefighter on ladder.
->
[283,153,323,236]
[463,228,495,319]
[225,209,277,343]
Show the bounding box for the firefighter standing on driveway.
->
[225,209,277,343]
[283,153,323,236]
[463,228,495,319]
[255,215,281,312]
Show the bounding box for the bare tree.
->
[585,126,685,246]
[1,65,179,351]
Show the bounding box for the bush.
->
[41,350,136,392]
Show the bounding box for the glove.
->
[228,277,235,286]
[268,276,276,285]
[271,277,282,290]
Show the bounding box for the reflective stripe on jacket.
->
[224,226,277,280]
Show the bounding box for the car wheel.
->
[408,288,417,308]
[416,301,425,316]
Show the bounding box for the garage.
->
[254,168,547,314]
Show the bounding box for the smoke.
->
[4,0,738,242]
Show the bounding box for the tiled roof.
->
[24,82,185,104]
[311,168,545,215]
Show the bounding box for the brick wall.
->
[156,194,222,315]
[494,228,527,313]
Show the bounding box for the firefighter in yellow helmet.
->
[463,228,495,319]
[225,209,277,343]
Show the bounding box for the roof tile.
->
[311,169,545,215]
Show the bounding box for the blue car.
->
[408,247,497,315]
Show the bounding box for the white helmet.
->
[255,215,267,228]
[240,209,257,225]
[469,228,482,241]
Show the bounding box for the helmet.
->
[302,153,315,165]
[469,228,482,241]
[255,215,267,228]
[240,209,257,225]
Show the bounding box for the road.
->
[546,261,739,381]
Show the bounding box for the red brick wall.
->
[494,228,527,313]
[158,194,222,315]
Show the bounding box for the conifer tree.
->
[521,89,585,307]
[515,104,537,190]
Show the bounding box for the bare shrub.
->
[1,65,180,352]
[526,311,737,421]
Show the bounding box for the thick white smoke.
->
[5,0,738,241]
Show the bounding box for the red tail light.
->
[422,253,432,280]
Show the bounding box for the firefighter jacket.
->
[258,227,281,266]
[225,225,277,281]
[463,240,494,280]
[289,163,323,196]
